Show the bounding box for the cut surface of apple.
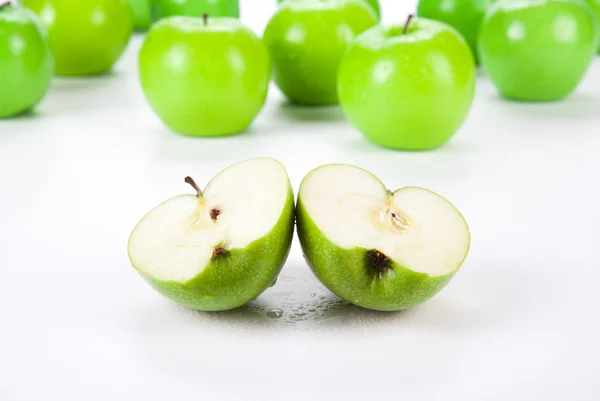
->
[297,164,470,311]
[128,158,295,311]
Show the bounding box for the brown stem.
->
[0,1,12,11]
[185,176,203,198]
[403,14,414,35]
[202,13,208,25]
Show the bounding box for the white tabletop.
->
[1,1,599,400]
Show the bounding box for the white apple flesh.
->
[296,164,470,311]
[128,158,295,311]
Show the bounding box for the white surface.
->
[1,1,600,400]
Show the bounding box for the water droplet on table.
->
[266,308,283,319]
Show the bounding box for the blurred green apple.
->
[23,0,133,76]
[277,0,380,19]
[264,0,378,105]
[417,0,495,63]
[153,0,239,20]
[128,0,151,30]
[0,2,52,118]
[479,0,598,101]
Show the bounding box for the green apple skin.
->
[23,0,133,76]
[584,0,600,51]
[139,17,270,137]
[296,196,455,312]
[479,0,598,102]
[130,188,295,312]
[277,0,380,19]
[0,4,53,118]
[338,19,476,150]
[128,0,152,31]
[417,0,495,63]
[153,0,240,20]
[264,0,378,106]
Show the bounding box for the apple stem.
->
[403,14,414,35]
[0,1,11,10]
[202,13,208,26]
[185,176,203,198]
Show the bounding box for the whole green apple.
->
[296,164,471,312]
[417,0,495,63]
[338,16,476,150]
[128,0,151,30]
[277,0,380,19]
[264,0,378,106]
[479,0,598,102]
[0,2,52,118]
[23,0,133,76]
[128,158,295,312]
[583,0,600,51]
[153,0,239,20]
[139,15,271,137]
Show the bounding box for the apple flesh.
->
[128,158,295,311]
[296,164,471,311]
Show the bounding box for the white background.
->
[1,1,600,400]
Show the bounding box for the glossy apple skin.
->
[417,0,495,63]
[264,0,378,105]
[338,19,476,150]
[139,17,271,137]
[277,0,380,19]
[23,0,133,76]
[479,0,598,102]
[0,4,53,118]
[583,0,600,51]
[153,0,240,20]
[128,0,152,30]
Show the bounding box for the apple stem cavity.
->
[0,1,11,10]
[212,246,228,259]
[184,176,203,198]
[403,14,414,35]
[202,13,208,26]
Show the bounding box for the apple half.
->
[296,164,470,311]
[128,158,295,311]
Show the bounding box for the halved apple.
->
[296,164,470,311]
[128,158,295,311]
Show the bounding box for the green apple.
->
[296,164,471,311]
[128,0,151,31]
[153,0,239,20]
[0,2,52,118]
[23,0,133,76]
[139,16,270,137]
[128,158,295,312]
[338,16,476,150]
[264,0,378,105]
[277,0,380,19]
[417,0,495,63]
[584,0,600,51]
[479,0,598,102]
